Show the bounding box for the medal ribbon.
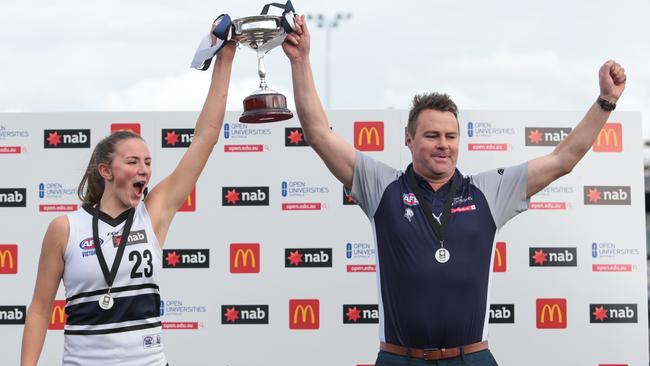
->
[92,204,136,291]
[406,164,458,249]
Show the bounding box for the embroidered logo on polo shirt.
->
[402,193,419,206]
[403,208,414,222]
[451,205,476,213]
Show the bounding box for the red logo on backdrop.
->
[536,298,566,329]
[354,122,384,151]
[111,123,141,135]
[162,322,199,330]
[39,204,78,212]
[493,242,506,272]
[289,299,319,329]
[467,143,508,151]
[593,123,622,152]
[0,244,17,274]
[49,300,67,330]
[230,243,260,273]
[178,187,196,212]
[0,146,21,154]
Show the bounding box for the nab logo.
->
[285,127,309,146]
[354,122,384,151]
[0,244,17,274]
[493,242,506,272]
[0,188,26,207]
[529,247,577,267]
[111,230,147,248]
[163,249,209,268]
[343,304,379,324]
[44,129,90,148]
[110,123,141,135]
[222,186,269,206]
[289,299,319,329]
[178,187,196,212]
[536,298,566,329]
[343,187,357,205]
[222,305,269,324]
[489,304,515,324]
[0,305,26,324]
[525,127,572,146]
[590,304,637,323]
[49,300,67,330]
[593,123,622,152]
[230,243,260,273]
[584,186,631,205]
[285,248,332,267]
[162,128,194,148]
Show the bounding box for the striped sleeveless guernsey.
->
[62,202,167,365]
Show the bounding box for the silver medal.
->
[435,248,450,263]
[98,293,114,310]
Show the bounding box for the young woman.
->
[20,40,236,366]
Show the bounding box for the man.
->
[283,15,626,365]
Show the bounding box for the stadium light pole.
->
[305,12,352,110]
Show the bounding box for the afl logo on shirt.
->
[402,193,419,206]
[79,237,104,257]
[79,237,103,250]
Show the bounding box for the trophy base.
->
[240,92,293,123]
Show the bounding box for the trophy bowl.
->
[233,15,293,123]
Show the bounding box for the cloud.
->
[102,69,295,111]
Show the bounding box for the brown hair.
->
[407,92,459,137]
[77,130,144,206]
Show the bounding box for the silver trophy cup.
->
[233,15,293,123]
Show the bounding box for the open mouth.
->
[133,181,146,197]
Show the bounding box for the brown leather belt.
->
[380,340,488,361]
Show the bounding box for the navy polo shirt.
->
[350,151,528,349]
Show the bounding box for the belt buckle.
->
[422,348,444,361]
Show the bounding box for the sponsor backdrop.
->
[0,110,647,366]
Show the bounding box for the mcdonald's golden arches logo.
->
[592,123,622,152]
[354,122,384,151]
[492,242,506,272]
[48,300,67,330]
[0,244,17,274]
[289,299,319,329]
[536,298,566,329]
[110,123,141,135]
[178,186,196,212]
[230,243,260,273]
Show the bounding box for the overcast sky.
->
[1,0,648,144]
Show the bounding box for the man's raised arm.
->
[527,60,627,197]
[283,15,356,189]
